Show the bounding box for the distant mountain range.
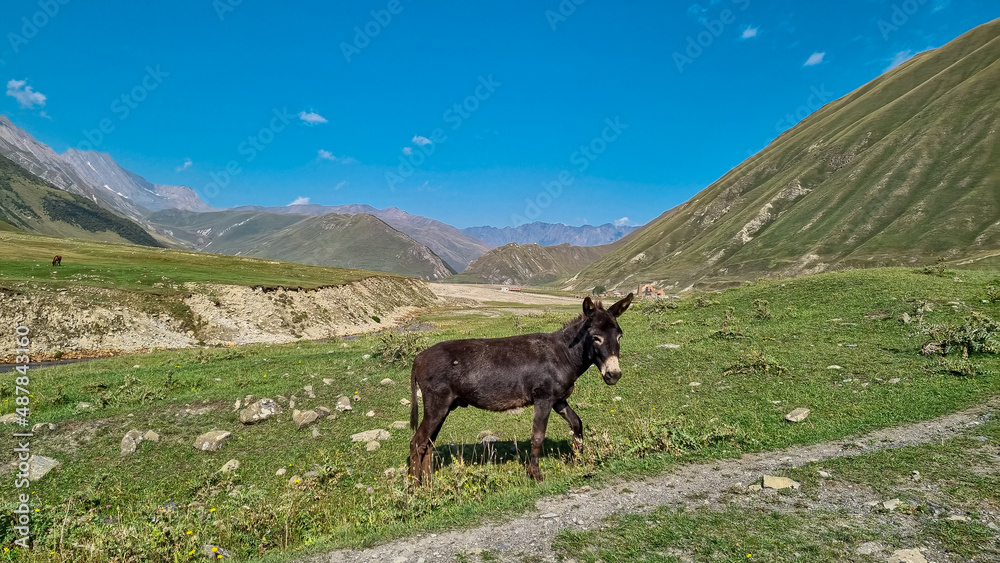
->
[235,204,490,272]
[448,242,613,286]
[569,18,1000,291]
[0,152,162,247]
[0,116,212,219]
[0,115,642,281]
[147,208,454,280]
[463,221,639,247]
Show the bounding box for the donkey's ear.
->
[608,293,634,317]
[583,296,597,317]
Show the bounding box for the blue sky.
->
[2,0,998,228]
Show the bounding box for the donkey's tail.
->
[410,359,419,430]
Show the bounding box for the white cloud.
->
[298,111,328,125]
[334,181,347,191]
[884,50,914,73]
[6,79,47,109]
[412,135,432,146]
[176,158,193,172]
[402,147,413,155]
[742,26,758,39]
[288,197,311,206]
[804,52,826,66]
[317,150,357,164]
[614,217,632,227]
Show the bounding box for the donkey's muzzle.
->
[599,356,622,385]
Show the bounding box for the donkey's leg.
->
[553,399,584,455]
[410,393,452,485]
[527,399,553,481]
[421,405,454,480]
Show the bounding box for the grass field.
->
[553,419,1000,562]
[2,267,999,561]
[0,231,385,295]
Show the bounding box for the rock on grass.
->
[194,431,231,452]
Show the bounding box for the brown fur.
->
[410,293,633,484]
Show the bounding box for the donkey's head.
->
[583,293,634,385]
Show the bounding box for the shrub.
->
[372,331,427,364]
[639,298,678,315]
[922,312,1000,358]
[593,285,606,295]
[712,307,745,339]
[985,286,1000,303]
[723,348,787,376]
[694,295,715,308]
[752,299,772,320]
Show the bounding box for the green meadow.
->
[2,267,999,561]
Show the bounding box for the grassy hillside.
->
[572,18,1000,291]
[148,210,455,281]
[0,231,387,294]
[0,153,162,247]
[146,208,308,252]
[2,267,998,560]
[449,242,612,285]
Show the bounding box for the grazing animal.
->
[409,293,634,483]
[52,255,62,266]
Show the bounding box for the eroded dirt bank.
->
[0,275,435,359]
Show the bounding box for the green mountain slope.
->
[148,209,455,280]
[572,18,1000,291]
[449,242,612,285]
[0,153,162,247]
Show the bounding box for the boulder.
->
[219,459,240,473]
[28,455,60,481]
[350,429,390,442]
[784,408,810,423]
[293,409,319,430]
[239,398,283,424]
[120,429,144,455]
[194,431,232,452]
[762,475,800,490]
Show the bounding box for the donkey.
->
[409,293,633,483]
[52,255,62,266]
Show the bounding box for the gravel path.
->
[301,398,998,563]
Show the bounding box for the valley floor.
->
[428,283,582,306]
